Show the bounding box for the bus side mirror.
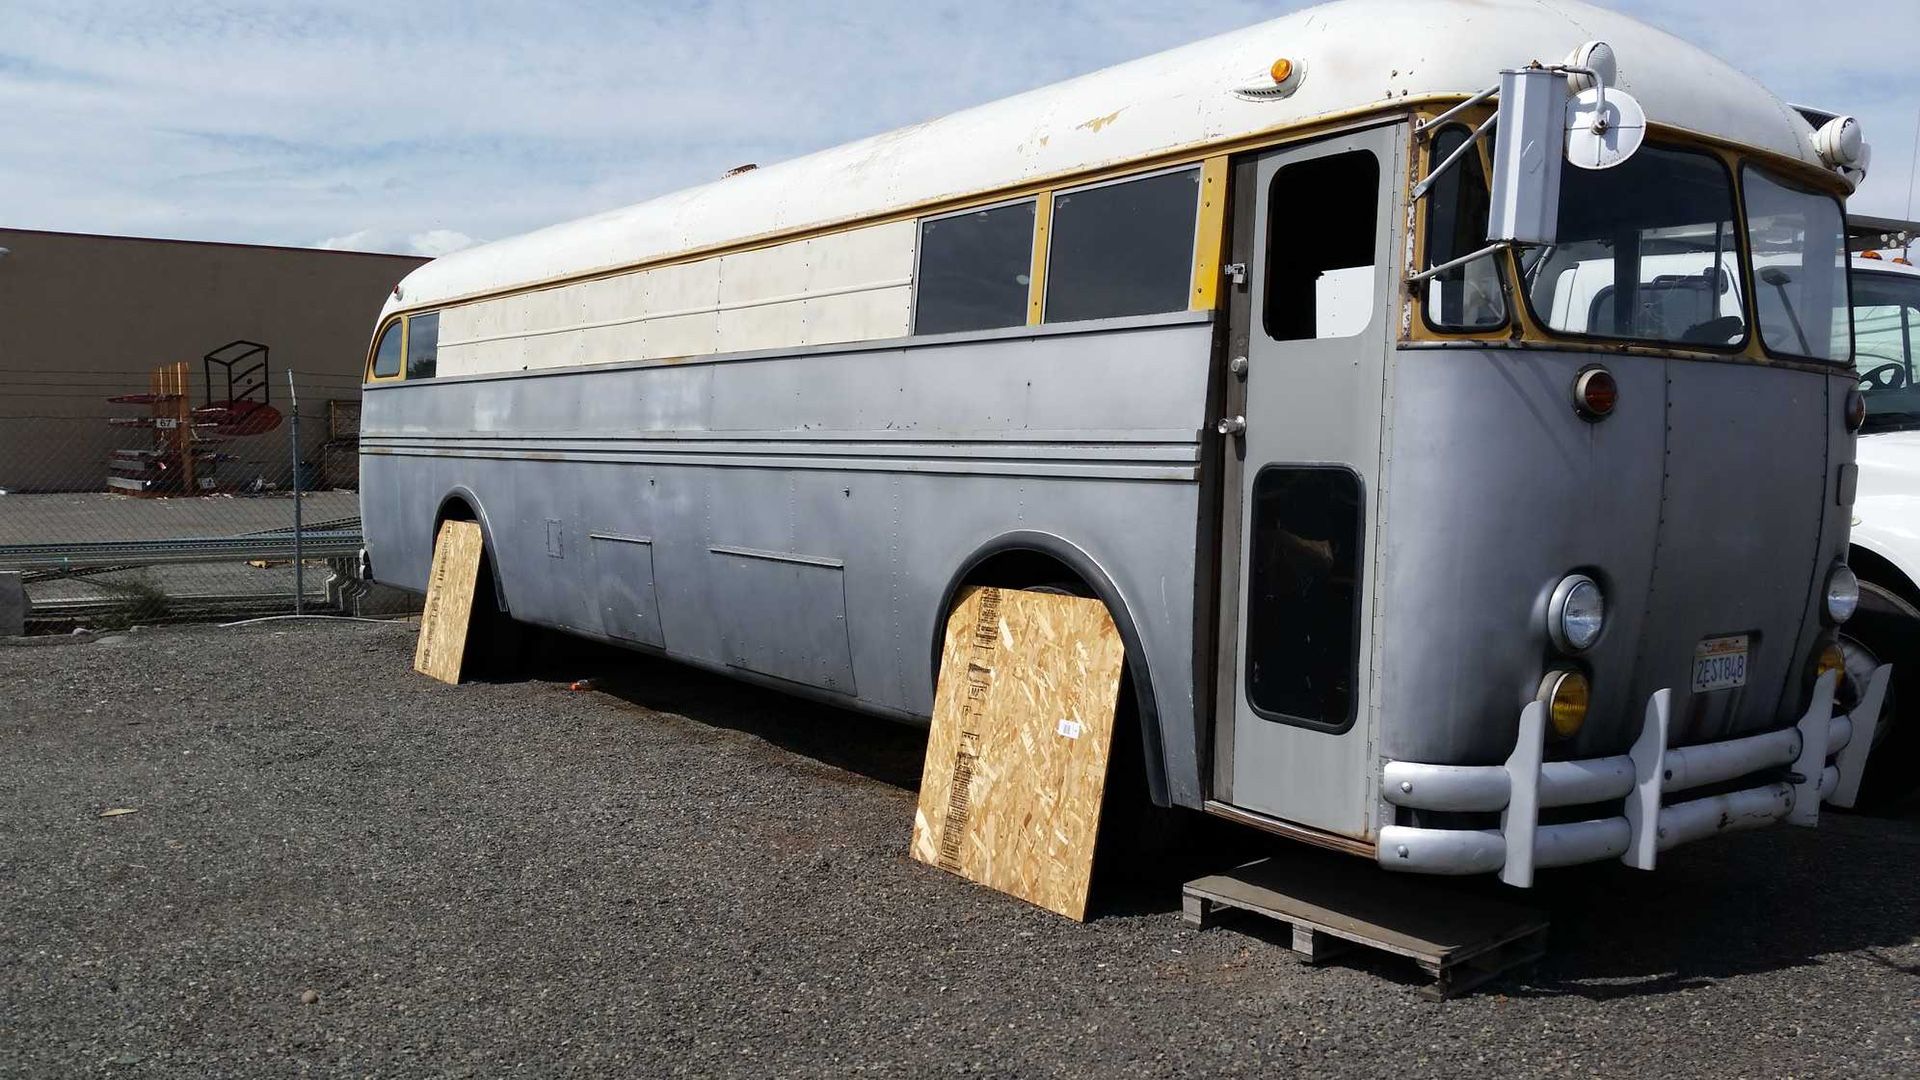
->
[1487,68,1569,247]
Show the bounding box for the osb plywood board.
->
[910,586,1126,921]
[414,519,483,685]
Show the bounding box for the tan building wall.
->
[0,228,425,493]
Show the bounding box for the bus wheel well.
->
[932,534,1170,808]
[1850,544,1920,613]
[432,491,509,616]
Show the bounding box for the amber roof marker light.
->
[1573,366,1618,421]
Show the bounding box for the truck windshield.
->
[1852,268,1920,434]
[1521,145,1746,350]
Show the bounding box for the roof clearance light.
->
[1862,250,1884,260]
[1235,57,1305,101]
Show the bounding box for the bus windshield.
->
[1522,145,1746,350]
[1852,268,1920,434]
[1743,165,1848,363]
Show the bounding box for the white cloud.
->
[317,227,476,257]
[403,230,476,258]
[0,0,1915,249]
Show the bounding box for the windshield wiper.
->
[1759,267,1813,354]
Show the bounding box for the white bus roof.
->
[389,0,1828,314]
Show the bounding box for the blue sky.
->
[1,0,1915,256]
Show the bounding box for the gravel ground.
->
[2,621,1917,1078]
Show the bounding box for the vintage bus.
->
[1839,249,1920,808]
[359,0,1890,885]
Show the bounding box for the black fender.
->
[931,530,1170,807]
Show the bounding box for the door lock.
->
[1216,415,1247,436]
[1224,263,1248,287]
[1228,355,1249,378]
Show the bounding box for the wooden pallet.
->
[1182,855,1548,999]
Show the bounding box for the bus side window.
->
[1044,168,1199,323]
[1264,151,1379,342]
[370,320,403,379]
[407,312,440,379]
[913,200,1036,335]
[1423,125,1507,330]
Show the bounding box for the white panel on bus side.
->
[719,238,811,304]
[804,287,912,346]
[806,221,917,292]
[643,259,721,359]
[524,286,582,370]
[436,305,485,377]
[717,241,809,355]
[429,218,917,375]
[721,297,810,355]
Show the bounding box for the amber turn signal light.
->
[1846,388,1867,432]
[1541,669,1590,740]
[1573,366,1617,421]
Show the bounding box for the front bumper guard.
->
[1376,667,1892,886]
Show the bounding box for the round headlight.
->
[1825,564,1859,624]
[1548,574,1606,653]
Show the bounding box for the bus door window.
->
[1422,125,1507,331]
[370,320,403,379]
[406,311,440,379]
[1263,150,1379,341]
[1244,465,1365,731]
[913,199,1037,335]
[1043,167,1200,323]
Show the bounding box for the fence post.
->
[288,370,303,616]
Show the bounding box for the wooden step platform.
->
[1182,855,1548,999]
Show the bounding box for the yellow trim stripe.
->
[1189,155,1230,311]
[1028,192,1053,325]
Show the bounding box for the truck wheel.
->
[1840,580,1920,811]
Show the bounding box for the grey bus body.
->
[362,311,1219,807]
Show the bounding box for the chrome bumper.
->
[1376,667,1892,886]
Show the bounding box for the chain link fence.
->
[0,360,410,631]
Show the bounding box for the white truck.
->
[1843,249,1920,808]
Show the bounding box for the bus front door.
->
[1213,125,1399,841]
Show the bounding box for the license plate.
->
[1692,635,1750,693]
